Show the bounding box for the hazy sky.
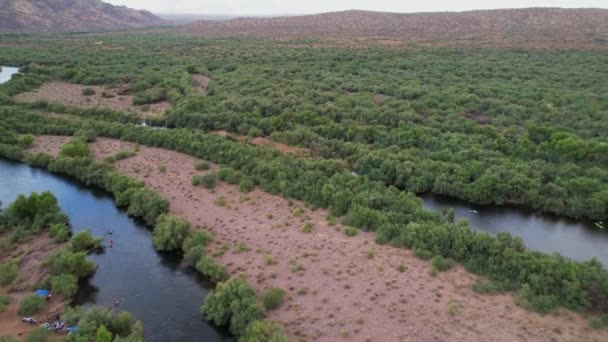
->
[104,0,608,15]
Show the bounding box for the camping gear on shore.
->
[22,317,37,325]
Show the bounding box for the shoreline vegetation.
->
[0,191,145,341]
[1,133,289,341]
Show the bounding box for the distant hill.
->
[176,8,608,48]
[0,0,165,32]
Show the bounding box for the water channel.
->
[0,159,231,341]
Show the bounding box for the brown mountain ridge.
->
[0,0,165,32]
[177,8,608,48]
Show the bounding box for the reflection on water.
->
[0,159,231,342]
[421,193,608,266]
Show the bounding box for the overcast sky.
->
[104,0,608,15]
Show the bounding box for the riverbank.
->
[0,158,232,341]
[0,233,68,339]
[26,135,608,342]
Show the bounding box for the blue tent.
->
[34,289,50,297]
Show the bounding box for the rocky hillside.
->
[177,8,608,48]
[0,0,165,32]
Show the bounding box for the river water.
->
[0,159,231,341]
[421,193,608,266]
[0,66,19,84]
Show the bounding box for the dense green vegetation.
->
[2,105,608,316]
[1,34,606,220]
[1,33,608,327]
[62,306,143,342]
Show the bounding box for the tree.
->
[152,214,191,251]
[51,274,78,298]
[202,277,264,336]
[96,325,112,342]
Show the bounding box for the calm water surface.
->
[0,159,230,342]
[421,193,608,265]
[0,66,19,84]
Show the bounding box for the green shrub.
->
[25,153,53,168]
[0,262,18,286]
[69,230,102,252]
[153,214,191,252]
[17,294,46,316]
[50,249,96,278]
[472,279,518,294]
[217,167,241,184]
[344,227,358,237]
[0,295,11,313]
[588,314,608,330]
[262,287,286,311]
[123,188,169,226]
[195,161,210,171]
[18,134,35,148]
[431,256,456,271]
[195,256,228,283]
[82,88,96,96]
[239,177,255,193]
[240,320,289,342]
[25,328,50,342]
[414,248,433,261]
[50,274,78,298]
[516,284,559,314]
[59,137,90,158]
[49,223,71,242]
[193,173,217,189]
[202,277,264,336]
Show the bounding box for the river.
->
[0,159,231,341]
[0,66,19,84]
[421,193,608,266]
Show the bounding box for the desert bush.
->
[431,256,456,271]
[344,227,358,237]
[195,161,210,170]
[262,287,286,311]
[82,88,96,96]
[17,134,34,148]
[49,223,70,242]
[195,256,228,283]
[60,137,90,158]
[0,295,11,313]
[0,261,17,286]
[414,248,433,260]
[17,294,46,316]
[240,320,289,342]
[193,173,217,189]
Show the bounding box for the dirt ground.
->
[28,135,608,342]
[213,131,312,158]
[13,82,171,117]
[0,234,68,340]
[192,74,210,96]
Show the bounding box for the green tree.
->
[152,214,191,251]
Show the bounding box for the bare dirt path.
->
[28,135,608,342]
